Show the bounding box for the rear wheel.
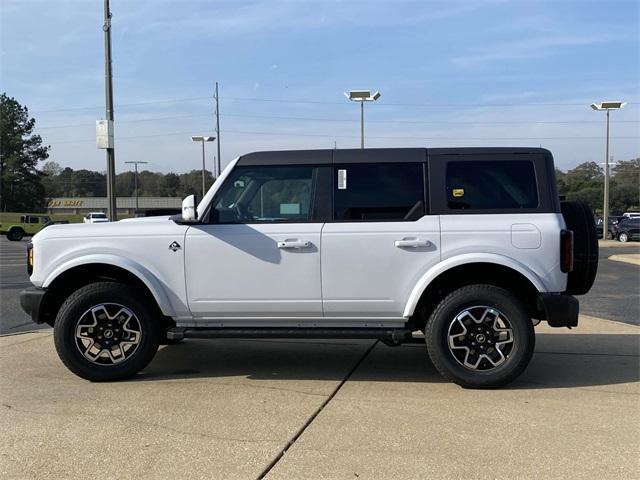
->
[425,285,535,389]
[53,282,160,381]
[7,227,24,241]
[618,232,629,243]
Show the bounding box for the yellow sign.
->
[452,188,465,197]
[47,199,84,207]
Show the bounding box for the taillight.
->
[27,243,34,275]
[560,229,573,273]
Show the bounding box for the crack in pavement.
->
[255,340,379,480]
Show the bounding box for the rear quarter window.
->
[446,160,538,210]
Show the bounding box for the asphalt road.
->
[1,237,638,335]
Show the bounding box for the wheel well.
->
[40,263,173,328]
[411,263,541,329]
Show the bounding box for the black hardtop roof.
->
[237,147,552,166]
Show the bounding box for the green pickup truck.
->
[0,214,52,241]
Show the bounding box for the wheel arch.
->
[40,256,175,326]
[404,255,545,322]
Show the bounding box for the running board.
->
[167,327,413,345]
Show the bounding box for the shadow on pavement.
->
[136,333,639,389]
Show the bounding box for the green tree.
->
[0,93,50,211]
[41,161,63,198]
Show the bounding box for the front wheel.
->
[618,232,629,243]
[54,282,161,381]
[425,285,535,389]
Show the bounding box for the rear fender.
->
[403,253,546,318]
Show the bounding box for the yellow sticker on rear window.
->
[452,188,465,197]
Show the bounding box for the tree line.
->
[2,92,638,215]
[41,161,215,199]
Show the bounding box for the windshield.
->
[92,213,107,219]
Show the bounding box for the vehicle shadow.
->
[136,333,639,389]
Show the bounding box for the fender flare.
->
[402,253,546,318]
[42,254,175,317]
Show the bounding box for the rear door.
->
[321,150,441,319]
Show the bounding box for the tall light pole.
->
[102,0,117,221]
[344,90,381,148]
[124,161,148,212]
[591,101,626,238]
[191,136,216,197]
[214,82,222,177]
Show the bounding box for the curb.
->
[608,254,640,266]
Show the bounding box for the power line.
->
[36,112,640,130]
[30,94,640,114]
[45,129,640,145]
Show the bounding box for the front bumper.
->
[537,293,579,328]
[20,287,46,324]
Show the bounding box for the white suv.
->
[20,148,598,388]
[83,212,109,223]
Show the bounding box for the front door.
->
[185,164,326,319]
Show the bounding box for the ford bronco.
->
[20,148,598,388]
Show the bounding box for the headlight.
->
[27,243,33,275]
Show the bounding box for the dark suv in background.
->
[614,217,640,242]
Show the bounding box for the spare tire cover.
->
[561,201,599,295]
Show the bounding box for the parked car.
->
[614,217,640,242]
[620,212,640,221]
[1,214,51,241]
[20,147,598,388]
[83,212,109,224]
[596,216,620,239]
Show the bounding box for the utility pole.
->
[124,161,148,212]
[214,82,222,177]
[103,0,117,221]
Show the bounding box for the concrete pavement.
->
[1,316,638,479]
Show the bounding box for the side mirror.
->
[181,194,199,222]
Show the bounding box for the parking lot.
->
[1,236,639,479]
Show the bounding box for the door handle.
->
[395,238,431,248]
[277,240,311,249]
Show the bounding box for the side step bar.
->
[167,327,416,345]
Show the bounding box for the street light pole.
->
[360,101,364,149]
[345,90,381,149]
[591,101,625,239]
[124,161,148,212]
[191,136,216,197]
[214,82,222,177]
[604,109,610,236]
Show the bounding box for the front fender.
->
[402,253,546,318]
[42,254,175,317]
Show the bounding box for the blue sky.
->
[1,0,638,173]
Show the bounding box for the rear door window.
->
[333,163,425,221]
[446,160,538,210]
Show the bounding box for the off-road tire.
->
[561,200,598,295]
[54,282,160,381]
[7,227,24,241]
[425,284,535,389]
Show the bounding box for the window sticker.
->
[452,188,465,197]
[280,203,301,215]
[338,169,347,190]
